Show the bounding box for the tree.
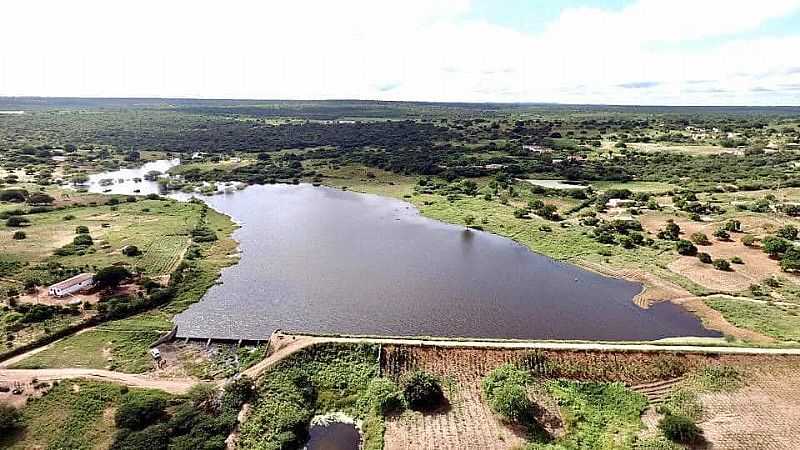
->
[697,252,712,264]
[94,266,132,289]
[780,248,800,272]
[762,236,791,257]
[403,371,444,410]
[776,224,798,241]
[70,173,89,185]
[27,192,54,205]
[12,230,26,240]
[675,240,697,256]
[723,219,742,232]
[114,392,166,430]
[75,225,90,234]
[73,234,93,246]
[658,221,681,240]
[659,414,701,444]
[0,404,23,433]
[0,189,28,202]
[741,234,757,247]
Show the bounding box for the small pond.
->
[304,420,361,450]
[84,159,180,195]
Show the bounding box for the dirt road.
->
[4,332,800,397]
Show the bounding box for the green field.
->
[705,296,800,342]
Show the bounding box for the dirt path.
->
[241,334,321,379]
[0,368,196,394]
[272,332,800,355]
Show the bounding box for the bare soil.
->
[639,214,800,292]
[698,361,800,449]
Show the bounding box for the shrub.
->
[27,192,54,205]
[5,216,30,227]
[712,259,731,271]
[488,383,531,423]
[75,225,90,234]
[403,371,444,410]
[697,252,712,264]
[722,219,742,232]
[675,240,697,256]
[0,189,28,202]
[658,414,701,444]
[0,404,23,433]
[12,230,26,240]
[690,232,710,245]
[115,391,167,430]
[122,245,140,256]
[776,224,798,240]
[780,248,800,272]
[73,234,93,246]
[731,256,744,264]
[712,228,730,240]
[364,377,404,414]
[741,234,757,246]
[762,235,790,257]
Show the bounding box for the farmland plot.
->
[138,235,189,275]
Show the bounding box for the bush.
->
[364,377,404,414]
[741,234,757,246]
[675,240,697,256]
[776,224,798,240]
[690,232,710,245]
[73,233,93,246]
[115,391,167,430]
[697,252,712,264]
[713,228,730,240]
[489,383,531,423]
[75,225,90,234]
[731,256,744,264]
[403,371,444,410]
[5,216,30,227]
[0,404,23,433]
[12,230,26,240]
[658,414,701,444]
[94,266,132,289]
[762,235,790,257]
[712,259,731,271]
[122,245,140,257]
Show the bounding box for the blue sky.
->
[1,0,799,105]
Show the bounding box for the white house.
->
[606,198,635,208]
[48,273,95,297]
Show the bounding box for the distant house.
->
[48,273,95,297]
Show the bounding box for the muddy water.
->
[168,183,719,341]
[304,421,361,450]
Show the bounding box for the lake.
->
[167,184,718,341]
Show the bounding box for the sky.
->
[1,0,800,105]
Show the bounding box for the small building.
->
[523,144,551,153]
[48,273,95,297]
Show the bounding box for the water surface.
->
[304,421,361,450]
[84,159,179,195]
[171,184,719,341]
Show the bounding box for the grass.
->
[10,328,162,373]
[239,343,383,450]
[0,380,132,450]
[704,296,800,342]
[527,380,648,449]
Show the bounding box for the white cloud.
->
[0,0,799,104]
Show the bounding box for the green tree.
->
[403,371,444,410]
[94,266,132,289]
[0,404,23,433]
[762,236,790,257]
[776,224,798,241]
[659,414,701,444]
[780,248,800,272]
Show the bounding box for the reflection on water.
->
[169,183,720,341]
